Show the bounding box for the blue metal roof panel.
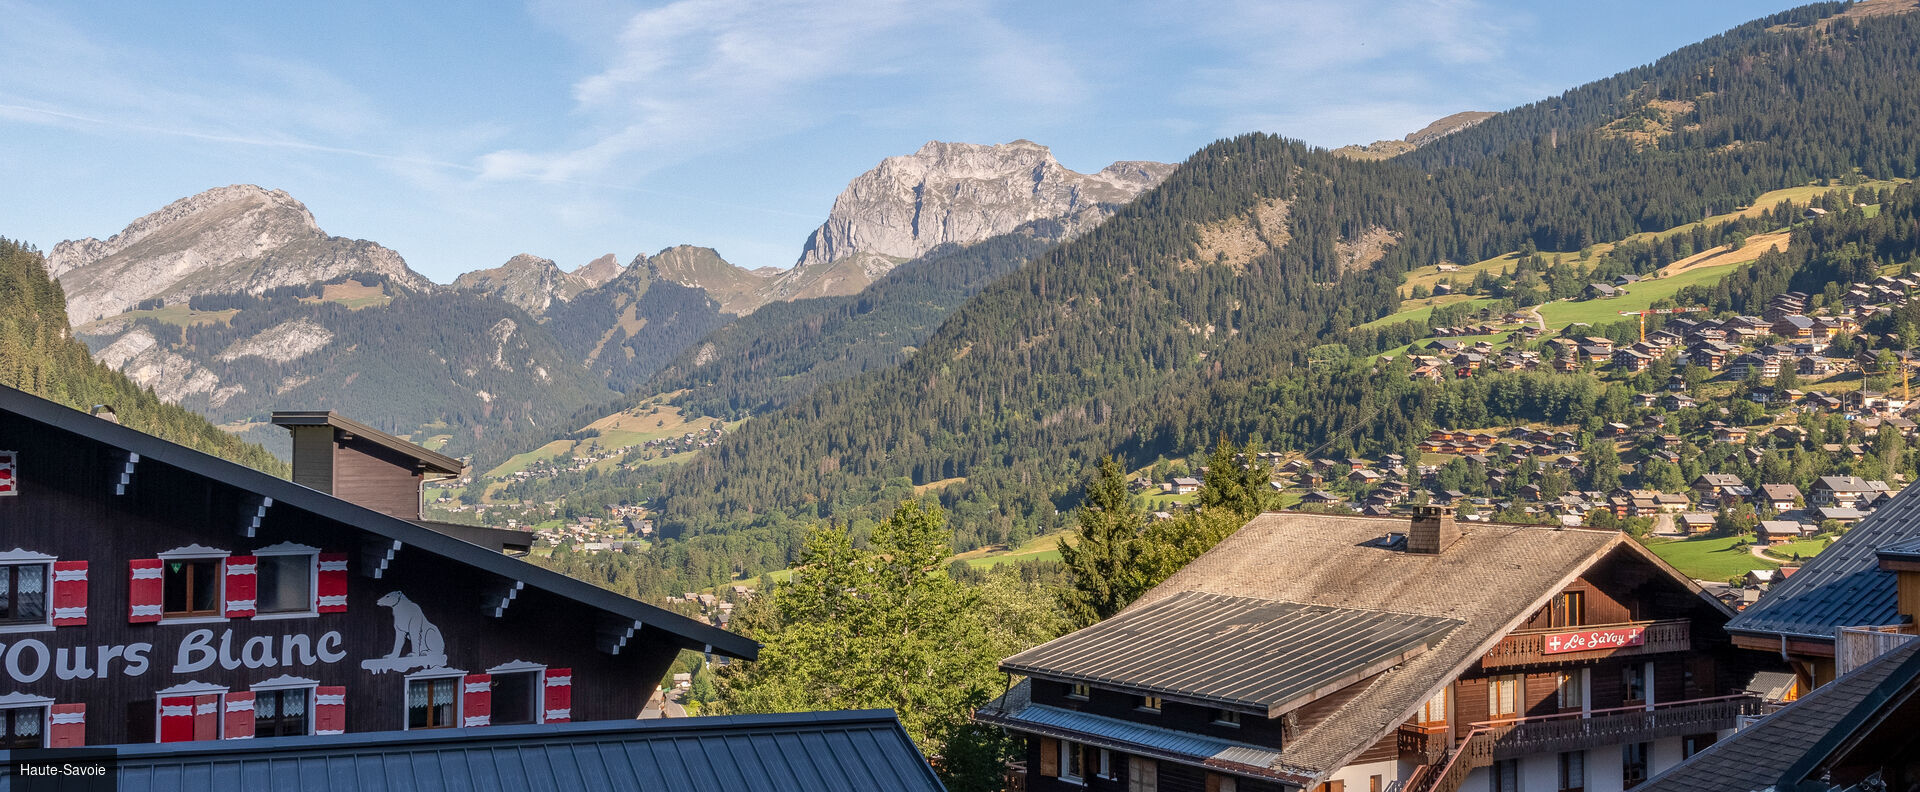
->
[1728,485,1920,640]
[0,711,942,792]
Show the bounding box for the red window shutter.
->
[223,691,256,739]
[317,553,349,613]
[223,556,257,618]
[49,703,85,747]
[129,559,164,623]
[51,560,88,626]
[0,450,16,496]
[193,694,221,741]
[159,696,196,742]
[314,686,346,735]
[543,668,572,723]
[463,674,493,727]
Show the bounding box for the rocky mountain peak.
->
[782,140,1174,299]
[451,254,586,316]
[572,253,624,288]
[48,184,429,324]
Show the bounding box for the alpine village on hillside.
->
[4,2,1920,791]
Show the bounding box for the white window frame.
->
[250,542,320,621]
[402,667,468,731]
[485,660,548,725]
[153,680,230,742]
[157,545,231,625]
[0,549,56,634]
[1058,739,1085,785]
[0,692,54,749]
[1096,748,1112,779]
[250,675,321,737]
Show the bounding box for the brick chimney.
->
[1408,505,1460,555]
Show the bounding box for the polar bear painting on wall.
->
[360,591,450,674]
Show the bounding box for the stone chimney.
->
[1408,505,1460,555]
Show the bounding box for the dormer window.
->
[1067,683,1090,700]
[1137,695,1163,712]
[1213,709,1240,727]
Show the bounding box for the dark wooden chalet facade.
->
[978,507,1772,792]
[0,384,754,748]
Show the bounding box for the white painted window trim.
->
[153,681,231,743]
[402,667,468,731]
[249,677,320,737]
[1058,739,1085,785]
[484,661,548,725]
[155,547,230,625]
[0,550,55,634]
[0,699,51,749]
[251,543,321,620]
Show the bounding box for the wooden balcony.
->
[1479,695,1761,758]
[1480,619,1691,670]
[1397,723,1449,765]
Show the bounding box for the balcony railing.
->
[1480,619,1691,670]
[1475,695,1761,758]
[1397,723,1449,765]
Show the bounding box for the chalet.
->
[1678,513,1716,535]
[1756,483,1803,512]
[1632,393,1659,408]
[1816,506,1867,525]
[1666,374,1690,392]
[1640,641,1920,792]
[1757,520,1810,546]
[1693,473,1750,506]
[1711,426,1750,444]
[1811,475,1889,508]
[1300,491,1343,506]
[1689,342,1734,370]
[1171,477,1202,494]
[1612,348,1653,372]
[1726,487,1920,696]
[1771,316,1816,341]
[980,508,1768,792]
[0,385,756,748]
[1663,393,1698,411]
[1583,282,1619,300]
[1728,353,1779,380]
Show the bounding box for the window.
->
[1558,669,1586,711]
[1138,695,1162,712]
[1681,733,1717,758]
[254,688,311,737]
[1492,759,1521,792]
[1489,675,1522,718]
[491,671,541,725]
[163,558,221,618]
[0,706,44,749]
[1558,751,1585,792]
[1068,682,1090,700]
[1622,743,1649,787]
[1623,664,1647,703]
[1369,776,1383,792]
[254,549,315,616]
[1418,686,1448,725]
[1128,756,1158,792]
[0,563,48,626]
[1097,749,1112,779]
[1550,591,1585,628]
[406,676,460,729]
[1059,739,1085,784]
[1213,709,1241,727]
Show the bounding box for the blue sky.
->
[1,0,1795,282]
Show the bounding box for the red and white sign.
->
[0,450,16,496]
[1543,625,1646,654]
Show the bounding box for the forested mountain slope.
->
[649,2,1920,556]
[0,238,285,473]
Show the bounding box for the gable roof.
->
[0,384,757,660]
[1639,640,1920,792]
[0,710,942,792]
[1727,484,1920,643]
[1000,513,1703,782]
[1002,591,1459,717]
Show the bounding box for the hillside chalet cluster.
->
[0,386,752,748]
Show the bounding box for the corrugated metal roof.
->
[1728,484,1920,641]
[0,711,943,792]
[1002,591,1459,716]
[1639,640,1920,792]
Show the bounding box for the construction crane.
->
[1618,306,1706,342]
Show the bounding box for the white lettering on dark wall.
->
[0,629,347,684]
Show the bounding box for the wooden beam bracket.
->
[361,538,401,579]
[115,452,140,496]
[240,495,274,538]
[485,580,524,618]
[597,616,642,655]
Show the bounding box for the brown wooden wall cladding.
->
[0,419,675,747]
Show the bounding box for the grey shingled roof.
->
[1110,514,1644,780]
[1727,484,1920,641]
[0,710,944,792]
[1639,640,1920,792]
[1003,591,1460,716]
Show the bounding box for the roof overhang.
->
[3,385,757,661]
[272,410,465,478]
